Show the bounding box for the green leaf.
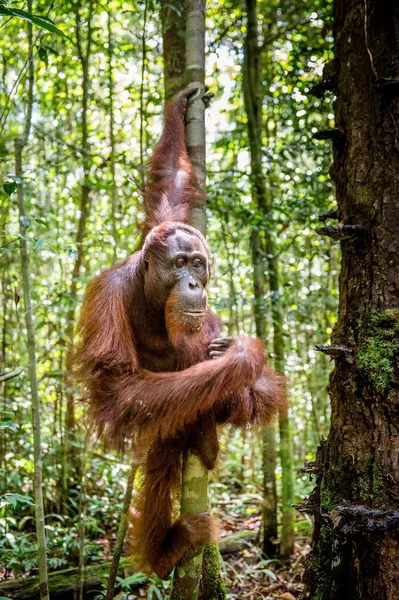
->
[147,585,163,600]
[3,182,17,196]
[38,46,48,65]
[124,573,147,586]
[20,216,31,228]
[33,238,44,250]
[2,493,36,508]
[42,44,58,56]
[0,6,70,39]
[0,417,17,432]
[163,2,183,16]
[260,568,277,580]
[6,175,23,183]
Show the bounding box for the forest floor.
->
[0,496,310,600]
[221,532,309,600]
[128,506,311,600]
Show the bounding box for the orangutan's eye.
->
[192,258,202,267]
[176,258,185,268]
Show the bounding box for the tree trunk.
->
[242,0,294,557]
[168,1,225,598]
[107,8,119,260]
[302,1,399,598]
[14,5,49,597]
[63,3,94,497]
[161,0,186,100]
[105,462,137,600]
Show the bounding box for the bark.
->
[172,452,210,600]
[15,6,49,597]
[242,0,294,557]
[302,1,399,598]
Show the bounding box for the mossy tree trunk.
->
[242,0,294,558]
[302,1,399,598]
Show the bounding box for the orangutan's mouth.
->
[181,311,205,317]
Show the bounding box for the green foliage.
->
[0,532,39,576]
[0,493,35,508]
[0,1,68,38]
[0,0,335,587]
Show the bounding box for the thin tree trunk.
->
[15,6,49,596]
[184,0,207,232]
[251,221,279,556]
[64,2,94,495]
[262,424,278,555]
[161,0,186,100]
[139,0,148,185]
[105,462,137,600]
[171,1,225,598]
[170,0,207,591]
[107,9,119,260]
[78,434,88,600]
[302,1,399,598]
[242,0,294,557]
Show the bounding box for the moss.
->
[371,466,394,510]
[372,474,383,496]
[319,524,329,542]
[357,309,399,392]
[320,488,335,511]
[354,463,391,509]
[200,544,226,600]
[358,476,371,503]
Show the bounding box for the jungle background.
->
[1,0,336,598]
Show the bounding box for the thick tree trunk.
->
[302,1,399,598]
